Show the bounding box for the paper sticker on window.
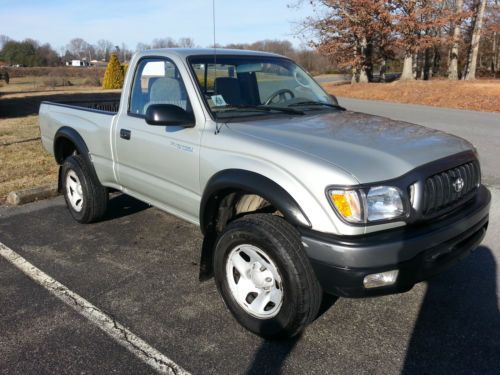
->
[211,95,227,107]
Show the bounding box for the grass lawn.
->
[325,79,500,113]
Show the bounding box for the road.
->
[339,97,500,186]
[314,74,350,84]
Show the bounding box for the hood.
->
[227,111,473,183]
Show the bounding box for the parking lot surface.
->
[1,189,499,374]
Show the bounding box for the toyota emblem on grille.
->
[453,177,465,192]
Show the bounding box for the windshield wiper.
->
[215,105,304,116]
[288,101,346,111]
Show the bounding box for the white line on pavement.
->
[0,242,191,375]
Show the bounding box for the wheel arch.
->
[198,169,311,281]
[54,127,99,193]
[53,126,91,165]
[200,169,311,234]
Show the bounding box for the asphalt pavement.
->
[0,188,499,374]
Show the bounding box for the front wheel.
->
[214,214,322,338]
[62,155,108,223]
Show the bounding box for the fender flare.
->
[53,126,91,165]
[53,126,99,192]
[200,169,311,234]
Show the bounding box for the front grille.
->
[422,161,480,217]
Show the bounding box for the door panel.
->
[114,58,201,220]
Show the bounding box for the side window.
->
[129,59,191,116]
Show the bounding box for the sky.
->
[0,0,316,51]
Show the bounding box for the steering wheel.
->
[264,89,295,105]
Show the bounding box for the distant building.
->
[67,59,90,67]
[90,60,108,67]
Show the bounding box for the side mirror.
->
[145,104,194,127]
[330,94,339,106]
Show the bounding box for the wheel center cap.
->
[250,262,274,289]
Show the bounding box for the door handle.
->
[120,129,131,140]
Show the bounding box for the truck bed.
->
[42,99,120,114]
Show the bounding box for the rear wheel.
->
[214,214,322,338]
[62,155,108,223]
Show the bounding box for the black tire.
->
[213,214,322,338]
[61,154,108,223]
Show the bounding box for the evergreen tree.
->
[102,53,124,89]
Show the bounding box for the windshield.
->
[188,55,336,119]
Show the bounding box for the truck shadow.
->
[245,335,300,375]
[401,246,499,374]
[243,295,338,375]
[101,193,150,222]
[243,247,497,374]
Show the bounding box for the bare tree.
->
[67,38,89,59]
[178,37,195,48]
[136,42,152,52]
[152,37,178,48]
[96,39,114,61]
[0,34,11,50]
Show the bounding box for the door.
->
[114,57,201,222]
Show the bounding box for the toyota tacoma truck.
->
[39,49,491,338]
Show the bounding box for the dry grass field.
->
[0,116,58,202]
[0,70,120,203]
[325,79,500,113]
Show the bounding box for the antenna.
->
[212,0,217,83]
[213,0,222,135]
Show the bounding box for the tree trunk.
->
[351,67,358,84]
[448,0,464,80]
[423,48,435,80]
[412,53,418,79]
[400,54,414,81]
[465,0,487,80]
[359,69,369,83]
[434,46,441,76]
[380,59,387,82]
[358,36,370,83]
[419,52,425,80]
[492,31,498,73]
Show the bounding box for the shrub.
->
[0,69,9,84]
[102,53,124,89]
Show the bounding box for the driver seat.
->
[214,77,244,105]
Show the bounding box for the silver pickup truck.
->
[39,48,491,338]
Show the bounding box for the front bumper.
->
[301,185,491,297]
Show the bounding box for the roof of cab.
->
[135,48,285,59]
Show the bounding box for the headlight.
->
[328,186,406,224]
[366,186,404,221]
